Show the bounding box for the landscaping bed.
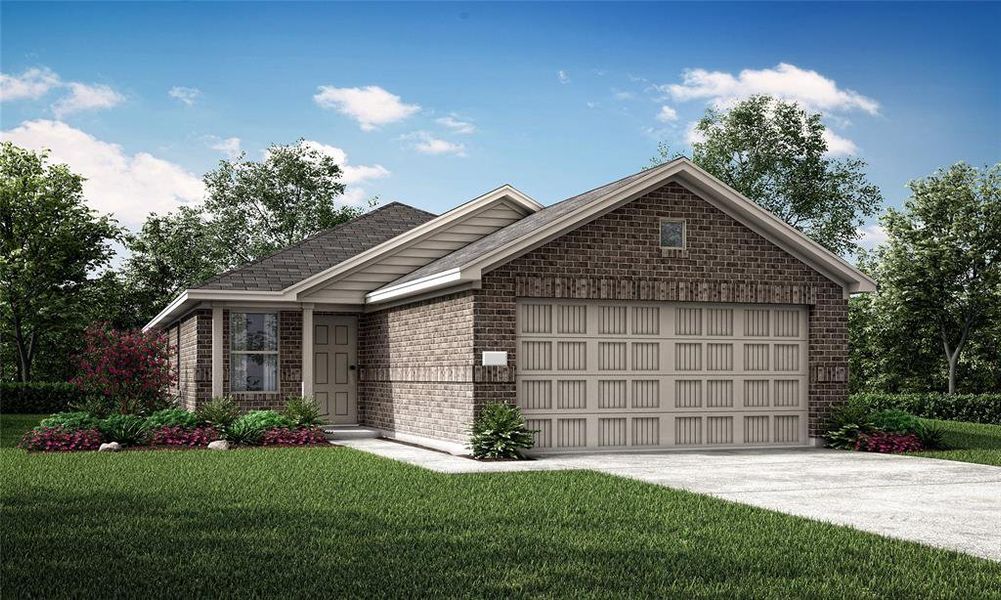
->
[912,419,1001,467]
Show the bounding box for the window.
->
[230,312,278,392]
[660,219,686,249]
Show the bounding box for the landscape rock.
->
[207,440,230,450]
[98,442,122,452]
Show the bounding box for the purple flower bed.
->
[259,426,328,446]
[149,426,220,448]
[19,427,102,452]
[854,431,923,453]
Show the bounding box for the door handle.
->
[349,365,357,371]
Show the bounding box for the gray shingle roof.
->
[385,167,657,287]
[196,202,437,291]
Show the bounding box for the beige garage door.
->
[516,300,809,452]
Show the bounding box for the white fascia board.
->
[285,185,541,297]
[143,288,290,331]
[365,268,464,304]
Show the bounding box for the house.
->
[145,158,875,454]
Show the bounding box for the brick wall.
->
[175,309,211,411]
[358,292,476,443]
[473,181,849,437]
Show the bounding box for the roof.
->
[366,158,877,303]
[387,167,655,287]
[196,202,437,291]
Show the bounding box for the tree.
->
[653,96,883,256]
[202,140,364,267]
[0,143,120,382]
[878,163,1000,394]
[117,207,222,328]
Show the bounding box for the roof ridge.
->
[196,202,433,288]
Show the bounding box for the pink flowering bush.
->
[259,426,328,446]
[71,324,176,415]
[19,427,102,452]
[854,431,923,454]
[149,426,219,448]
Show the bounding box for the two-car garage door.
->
[516,300,809,452]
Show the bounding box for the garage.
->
[516,299,809,452]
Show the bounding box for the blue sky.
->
[2,2,998,251]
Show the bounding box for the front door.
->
[313,315,358,424]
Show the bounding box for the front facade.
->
[151,159,874,454]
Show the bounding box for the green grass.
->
[1,413,43,448]
[2,415,999,598]
[913,418,1001,466]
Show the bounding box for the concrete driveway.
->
[339,439,1001,562]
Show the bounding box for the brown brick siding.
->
[358,292,476,443]
[473,181,848,437]
[174,309,211,411]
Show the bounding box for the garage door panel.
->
[517,299,809,452]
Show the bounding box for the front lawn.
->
[2,415,998,598]
[913,418,1001,466]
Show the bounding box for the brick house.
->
[146,158,875,454]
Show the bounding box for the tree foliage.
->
[653,96,883,256]
[0,142,121,382]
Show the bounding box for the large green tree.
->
[202,140,363,266]
[0,143,120,381]
[653,95,883,256]
[877,162,1000,394]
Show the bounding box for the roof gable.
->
[366,159,876,304]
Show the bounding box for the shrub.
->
[98,414,149,446]
[260,426,328,446]
[469,403,537,459]
[71,324,176,415]
[914,421,947,450]
[147,408,200,430]
[826,424,873,450]
[0,382,86,414]
[19,427,102,452]
[850,392,1001,425]
[870,409,921,434]
[149,426,219,448]
[854,431,923,454]
[196,397,240,430]
[39,411,100,431]
[283,396,322,427]
[69,395,114,419]
[226,410,293,445]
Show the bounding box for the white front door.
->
[313,315,358,424]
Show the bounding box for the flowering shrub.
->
[19,427,102,452]
[71,324,175,415]
[854,431,924,454]
[149,426,219,448]
[259,426,328,446]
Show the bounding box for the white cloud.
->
[436,114,476,135]
[857,223,888,249]
[613,90,635,101]
[0,67,61,101]
[206,136,242,159]
[168,86,201,106]
[558,70,570,84]
[1,120,204,228]
[663,63,879,115]
[822,129,858,156]
[313,85,420,131]
[52,82,124,118]
[294,139,389,205]
[656,105,678,123]
[684,121,706,145]
[402,131,466,156]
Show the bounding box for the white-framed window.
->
[660,218,686,250]
[230,312,278,392]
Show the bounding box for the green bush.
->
[0,382,86,414]
[69,396,114,419]
[283,396,322,427]
[196,397,240,430]
[146,408,200,430]
[39,411,100,431]
[826,424,872,450]
[226,410,293,445]
[99,414,149,445]
[469,403,537,459]
[870,409,921,434]
[851,392,1001,425]
[914,421,947,450]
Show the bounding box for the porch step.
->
[323,425,381,441]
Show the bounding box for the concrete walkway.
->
[337,438,1001,562]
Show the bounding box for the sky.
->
[2,2,999,253]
